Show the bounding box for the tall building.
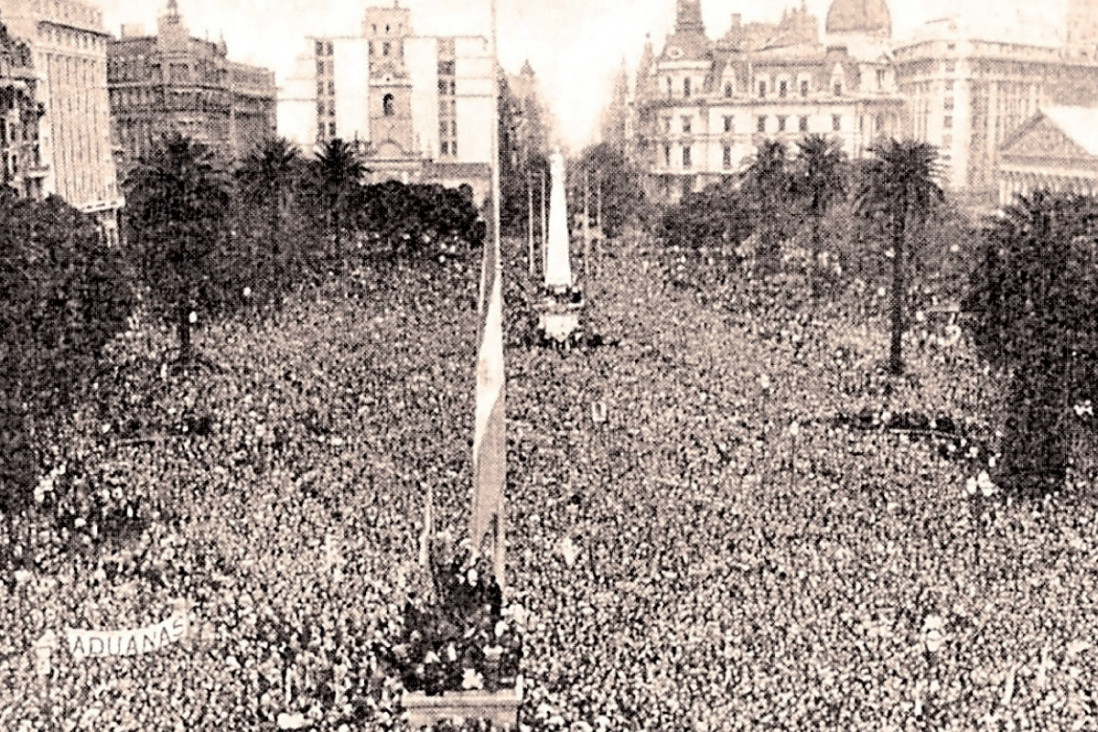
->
[894,17,1098,204]
[508,59,552,163]
[278,2,495,202]
[633,0,905,202]
[0,16,45,198]
[600,61,632,156]
[107,0,277,174]
[0,0,121,237]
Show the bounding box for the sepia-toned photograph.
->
[1,0,1097,728]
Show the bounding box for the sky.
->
[97,0,1068,150]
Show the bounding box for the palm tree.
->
[238,137,301,286]
[742,140,793,272]
[312,138,366,271]
[856,139,943,375]
[794,134,848,300]
[125,133,231,363]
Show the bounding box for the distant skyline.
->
[96,0,1069,149]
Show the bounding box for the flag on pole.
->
[471,210,506,584]
[472,0,506,589]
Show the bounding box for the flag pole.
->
[470,0,507,590]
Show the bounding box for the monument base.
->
[536,294,584,344]
[403,681,523,729]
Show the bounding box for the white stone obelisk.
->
[545,151,572,292]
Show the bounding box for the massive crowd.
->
[1,233,1098,730]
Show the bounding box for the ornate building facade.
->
[894,19,1098,205]
[0,0,121,237]
[107,0,277,174]
[633,0,905,202]
[278,2,494,202]
[0,16,44,198]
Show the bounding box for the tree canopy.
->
[964,191,1098,495]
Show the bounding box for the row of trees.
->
[125,133,484,362]
[656,133,1098,498]
[0,132,486,513]
[659,135,947,376]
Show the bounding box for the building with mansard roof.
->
[633,0,905,202]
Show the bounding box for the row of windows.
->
[662,114,842,135]
[666,76,849,100]
[43,22,105,51]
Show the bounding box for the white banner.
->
[66,612,187,659]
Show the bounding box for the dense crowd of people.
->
[0,233,1097,730]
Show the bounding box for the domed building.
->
[825,0,892,38]
[824,0,893,60]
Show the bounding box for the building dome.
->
[825,0,891,36]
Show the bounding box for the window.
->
[757,116,767,133]
[315,40,325,55]
[779,80,788,97]
[758,80,767,98]
[832,114,842,131]
[369,41,374,56]
[451,141,457,155]
[328,122,336,136]
[383,41,391,56]
[317,102,325,117]
[723,145,732,168]
[800,79,809,97]
[799,116,808,132]
[441,141,450,155]
[944,115,952,128]
[439,80,448,93]
[723,115,733,133]
[440,121,448,136]
[724,82,733,98]
[664,144,671,166]
[328,81,334,94]
[326,42,333,55]
[682,145,692,168]
[438,60,455,75]
[383,93,394,116]
[682,116,691,133]
[663,117,672,133]
[833,81,842,96]
[684,77,691,97]
[876,69,886,87]
[317,60,325,74]
[777,116,786,132]
[944,98,954,111]
[875,114,884,132]
[666,77,672,96]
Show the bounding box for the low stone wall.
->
[403,682,522,730]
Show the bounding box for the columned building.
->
[894,14,1098,208]
[107,0,277,174]
[0,0,122,238]
[634,0,905,203]
[0,16,45,198]
[998,106,1098,204]
[278,2,494,202]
